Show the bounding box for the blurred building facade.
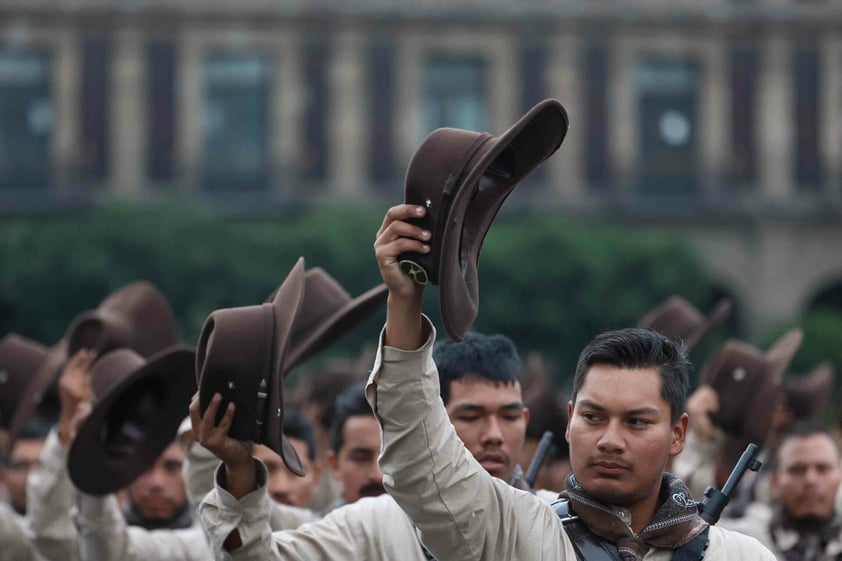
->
[1,0,842,334]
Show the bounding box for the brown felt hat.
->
[285,268,387,372]
[66,281,180,358]
[67,345,195,495]
[639,296,732,352]
[781,361,835,420]
[0,335,66,454]
[196,258,307,476]
[398,99,568,341]
[700,328,803,451]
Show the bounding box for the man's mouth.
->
[477,452,508,474]
[590,459,631,476]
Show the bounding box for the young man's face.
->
[5,437,45,514]
[566,365,686,512]
[773,433,841,522]
[446,378,529,482]
[254,439,322,508]
[327,415,384,504]
[126,441,188,522]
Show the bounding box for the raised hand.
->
[373,204,431,350]
[57,350,95,446]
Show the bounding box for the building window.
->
[147,38,176,182]
[585,44,609,190]
[201,52,272,192]
[368,35,396,189]
[636,58,700,197]
[795,45,821,189]
[302,34,329,184]
[0,50,52,189]
[80,34,109,183]
[422,54,488,137]
[730,46,757,187]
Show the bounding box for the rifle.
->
[697,442,762,524]
[524,430,554,488]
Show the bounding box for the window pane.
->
[0,50,52,189]
[636,58,700,197]
[585,44,609,190]
[201,52,272,192]
[423,54,488,137]
[302,35,329,183]
[147,37,176,182]
[81,34,109,182]
[730,46,757,186]
[368,35,396,188]
[795,45,821,189]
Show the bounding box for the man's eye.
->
[503,415,522,421]
[457,416,479,423]
[629,419,650,427]
[582,413,601,422]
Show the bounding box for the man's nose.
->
[596,419,625,453]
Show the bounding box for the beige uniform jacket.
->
[24,429,79,561]
[364,321,776,561]
[1,502,40,561]
[75,492,210,561]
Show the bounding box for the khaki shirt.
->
[365,320,777,561]
[75,493,209,561]
[0,502,40,561]
[24,429,78,561]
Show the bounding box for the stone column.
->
[52,28,81,193]
[328,27,367,198]
[820,35,842,202]
[109,26,147,195]
[757,31,794,202]
[608,33,636,189]
[700,37,729,202]
[273,30,304,196]
[546,28,584,202]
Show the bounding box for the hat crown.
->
[641,297,705,340]
[291,269,352,342]
[90,348,146,404]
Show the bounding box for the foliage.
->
[0,201,713,389]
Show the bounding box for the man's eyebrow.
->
[576,400,660,416]
[451,402,524,413]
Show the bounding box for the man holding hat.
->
[353,202,774,560]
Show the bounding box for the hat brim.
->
[68,346,195,496]
[439,99,568,341]
[266,258,307,475]
[765,328,804,386]
[283,284,388,373]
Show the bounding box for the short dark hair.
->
[774,420,838,468]
[301,369,364,430]
[571,328,691,425]
[329,383,373,453]
[433,332,521,404]
[526,392,570,461]
[282,411,317,462]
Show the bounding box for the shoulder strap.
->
[671,527,710,561]
[554,499,622,561]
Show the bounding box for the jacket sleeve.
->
[24,428,80,561]
[0,503,39,561]
[199,461,394,561]
[75,493,209,561]
[364,319,575,561]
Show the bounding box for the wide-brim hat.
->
[398,98,568,341]
[66,281,180,358]
[639,296,732,352]
[700,328,803,449]
[68,345,195,495]
[196,258,306,476]
[284,268,387,372]
[781,361,835,420]
[1,335,68,453]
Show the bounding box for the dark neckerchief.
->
[560,472,708,561]
[769,504,842,561]
[122,500,193,530]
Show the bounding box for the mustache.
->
[588,456,632,469]
[475,447,510,465]
[358,482,386,497]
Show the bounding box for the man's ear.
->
[522,406,530,425]
[565,401,573,444]
[670,412,689,457]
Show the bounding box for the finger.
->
[217,402,236,434]
[378,204,426,237]
[376,220,431,246]
[375,239,431,264]
[202,393,222,433]
[189,394,201,435]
